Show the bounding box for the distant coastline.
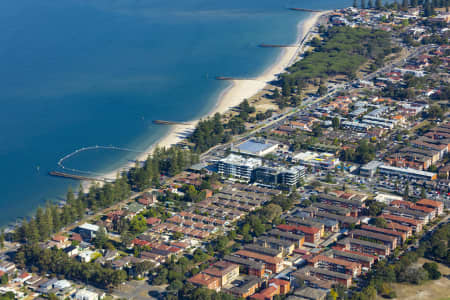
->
[96,10,329,186]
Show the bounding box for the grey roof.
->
[305,266,352,280]
[317,194,364,208]
[244,244,282,257]
[337,238,389,251]
[294,287,328,300]
[314,211,359,225]
[310,217,339,228]
[127,202,145,213]
[383,206,428,218]
[223,255,265,270]
[268,229,305,242]
[225,275,261,295]
[257,236,295,248]
[291,272,334,289]
[332,249,374,263]
[189,162,209,171]
[235,139,276,155]
[378,164,436,178]
[351,229,396,243]
[312,203,351,215]
[286,216,324,229]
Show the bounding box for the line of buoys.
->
[57,145,145,177]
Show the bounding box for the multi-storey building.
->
[337,238,390,256]
[217,154,262,182]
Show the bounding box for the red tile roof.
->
[416,199,443,208]
[293,248,310,255]
[235,250,282,265]
[385,222,412,232]
[52,235,67,242]
[146,217,161,225]
[309,255,361,269]
[277,224,319,235]
[381,214,421,226]
[188,273,219,287]
[132,238,151,247]
[250,286,279,300]
[361,225,405,238]
[269,278,290,287]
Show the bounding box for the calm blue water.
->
[0,0,352,226]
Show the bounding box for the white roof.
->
[76,288,98,297]
[54,280,71,290]
[78,223,99,232]
[375,193,403,205]
[220,154,262,168]
[379,164,436,177]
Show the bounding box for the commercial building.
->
[217,153,305,188]
[232,139,278,157]
[218,154,262,182]
[253,165,306,189]
[378,165,437,181]
[360,161,384,177]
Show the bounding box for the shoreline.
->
[98,10,329,185]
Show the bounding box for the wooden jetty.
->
[152,120,191,125]
[49,171,106,182]
[288,8,322,12]
[259,44,298,48]
[215,76,249,81]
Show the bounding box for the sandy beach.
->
[100,11,328,183]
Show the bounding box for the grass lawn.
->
[377,258,450,300]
